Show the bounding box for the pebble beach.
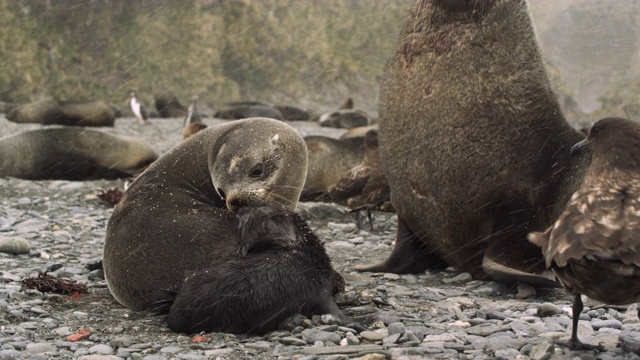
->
[1,115,640,360]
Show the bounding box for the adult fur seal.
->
[0,128,158,180]
[357,0,588,285]
[7,99,116,127]
[104,118,322,316]
[161,205,347,334]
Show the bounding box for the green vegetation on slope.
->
[0,1,411,112]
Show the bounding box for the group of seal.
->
[7,99,116,127]
[529,117,640,350]
[103,118,346,334]
[0,128,158,180]
[357,0,588,285]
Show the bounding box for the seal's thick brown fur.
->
[358,0,588,285]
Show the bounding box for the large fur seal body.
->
[6,99,116,127]
[358,0,588,285]
[103,118,335,321]
[0,128,158,180]
[164,205,347,334]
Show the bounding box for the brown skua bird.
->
[529,117,640,350]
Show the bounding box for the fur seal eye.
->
[249,164,264,178]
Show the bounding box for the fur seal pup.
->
[154,89,187,118]
[182,122,208,140]
[161,205,347,334]
[6,99,116,127]
[0,128,158,180]
[301,135,365,201]
[358,0,588,285]
[529,117,640,350]
[103,118,315,313]
[129,92,149,124]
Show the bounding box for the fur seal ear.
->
[270,134,279,147]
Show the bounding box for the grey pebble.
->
[537,303,563,317]
[345,332,360,345]
[23,342,56,354]
[529,340,554,360]
[360,330,386,342]
[281,337,307,346]
[442,272,473,284]
[592,319,623,330]
[302,329,342,344]
[0,237,30,254]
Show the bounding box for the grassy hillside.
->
[2,1,634,120]
[0,1,411,113]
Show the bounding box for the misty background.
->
[1,0,638,123]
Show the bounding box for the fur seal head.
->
[207,119,308,212]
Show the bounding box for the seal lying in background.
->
[214,103,284,121]
[154,89,187,118]
[161,205,347,334]
[0,128,158,180]
[359,0,588,285]
[301,135,365,201]
[104,118,346,332]
[317,98,372,129]
[7,99,116,127]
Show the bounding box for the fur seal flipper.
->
[165,206,347,334]
[104,118,311,317]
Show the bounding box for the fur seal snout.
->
[164,205,347,334]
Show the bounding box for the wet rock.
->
[537,303,562,317]
[0,237,30,254]
[301,329,341,344]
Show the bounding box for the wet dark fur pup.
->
[157,205,347,335]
